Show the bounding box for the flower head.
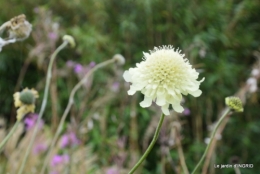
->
[74,64,83,73]
[225,96,243,112]
[6,14,32,41]
[51,154,70,167]
[13,88,39,120]
[24,113,44,130]
[123,46,204,115]
[63,35,75,48]
[60,132,80,148]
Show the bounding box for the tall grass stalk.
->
[17,40,69,174]
[40,57,118,174]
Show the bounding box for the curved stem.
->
[17,41,69,174]
[191,108,230,174]
[128,113,165,174]
[40,58,116,174]
[0,120,20,150]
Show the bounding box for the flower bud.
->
[63,35,75,48]
[113,54,125,65]
[225,96,243,112]
[19,90,36,105]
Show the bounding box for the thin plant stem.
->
[128,113,165,174]
[174,126,189,174]
[191,108,230,174]
[17,41,69,174]
[40,58,117,174]
[0,120,20,150]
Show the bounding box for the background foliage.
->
[0,0,260,173]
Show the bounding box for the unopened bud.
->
[19,90,36,105]
[113,54,125,65]
[225,96,243,112]
[63,35,75,48]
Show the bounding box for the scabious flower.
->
[13,88,39,120]
[123,46,204,115]
[5,14,32,41]
[225,96,243,112]
[60,132,80,148]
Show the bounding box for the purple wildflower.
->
[106,167,120,174]
[66,60,75,68]
[60,132,80,148]
[51,154,70,167]
[89,61,96,68]
[48,32,58,40]
[24,113,44,130]
[74,64,83,73]
[33,143,47,154]
[183,108,191,116]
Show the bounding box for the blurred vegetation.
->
[0,0,260,173]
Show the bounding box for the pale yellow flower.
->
[13,88,39,120]
[123,46,204,115]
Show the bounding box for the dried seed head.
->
[7,14,32,41]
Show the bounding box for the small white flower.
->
[123,45,204,115]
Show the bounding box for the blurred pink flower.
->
[51,154,69,167]
[111,82,120,92]
[48,32,58,41]
[66,60,75,68]
[89,61,96,68]
[24,113,44,130]
[106,167,120,174]
[33,143,47,154]
[183,108,191,116]
[60,132,81,148]
[74,64,83,73]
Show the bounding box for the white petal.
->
[128,86,137,95]
[161,104,170,115]
[140,96,153,108]
[199,77,205,82]
[189,90,202,97]
[156,94,166,106]
[172,103,184,113]
[123,71,132,82]
[143,52,150,59]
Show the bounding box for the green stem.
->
[40,58,117,174]
[0,120,20,150]
[191,108,230,174]
[128,113,165,174]
[17,41,69,174]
